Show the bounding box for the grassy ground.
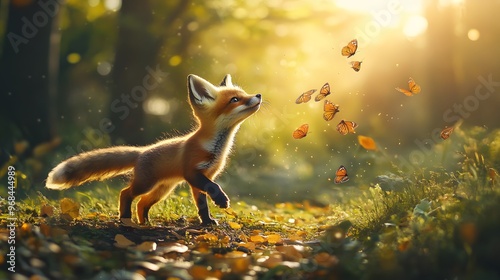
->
[1,128,500,279]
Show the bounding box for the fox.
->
[46,74,262,226]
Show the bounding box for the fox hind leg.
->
[119,176,156,223]
[136,181,177,224]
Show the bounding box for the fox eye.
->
[230,97,239,103]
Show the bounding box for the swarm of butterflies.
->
[291,39,457,184]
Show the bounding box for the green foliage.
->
[2,115,500,278]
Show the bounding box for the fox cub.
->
[46,74,262,225]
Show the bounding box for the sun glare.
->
[334,0,431,38]
[403,15,428,38]
[467,28,480,41]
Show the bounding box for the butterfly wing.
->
[334,165,349,184]
[337,120,357,135]
[296,89,316,104]
[440,126,454,140]
[323,100,340,121]
[293,124,309,139]
[408,77,421,94]
[336,120,348,135]
[346,121,358,134]
[341,39,357,58]
[396,87,414,97]
[350,61,362,72]
[315,83,331,102]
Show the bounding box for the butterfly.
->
[396,77,421,96]
[334,165,349,184]
[341,39,358,58]
[350,61,362,72]
[323,100,340,121]
[295,89,316,104]
[315,83,331,102]
[440,126,454,140]
[336,120,358,135]
[293,124,309,139]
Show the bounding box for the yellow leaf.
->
[250,235,266,243]
[238,242,256,251]
[196,233,218,242]
[228,222,242,229]
[60,198,80,219]
[266,234,282,244]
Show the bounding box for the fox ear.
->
[188,74,217,105]
[220,74,233,87]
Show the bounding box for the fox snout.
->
[248,93,262,107]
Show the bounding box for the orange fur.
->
[46,74,261,225]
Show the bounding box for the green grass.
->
[1,127,500,279]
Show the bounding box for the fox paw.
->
[212,193,230,209]
[201,218,219,226]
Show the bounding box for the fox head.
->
[187,74,261,129]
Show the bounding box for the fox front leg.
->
[191,188,218,225]
[186,172,230,209]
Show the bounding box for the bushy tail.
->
[46,146,143,190]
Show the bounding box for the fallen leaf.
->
[237,242,256,251]
[224,251,251,273]
[40,204,55,217]
[135,241,157,252]
[131,261,160,271]
[189,265,222,280]
[196,233,218,242]
[159,242,189,254]
[114,234,135,248]
[259,253,283,269]
[250,235,266,243]
[228,221,242,229]
[60,198,80,219]
[276,245,304,262]
[314,252,339,267]
[267,234,282,244]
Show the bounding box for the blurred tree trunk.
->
[0,0,62,160]
[109,0,190,145]
[109,0,156,145]
[424,2,460,121]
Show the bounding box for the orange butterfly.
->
[334,165,349,184]
[295,89,316,104]
[350,61,362,72]
[293,124,309,139]
[336,120,358,135]
[396,77,421,96]
[440,126,454,140]
[315,83,331,102]
[341,39,358,58]
[323,100,340,121]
